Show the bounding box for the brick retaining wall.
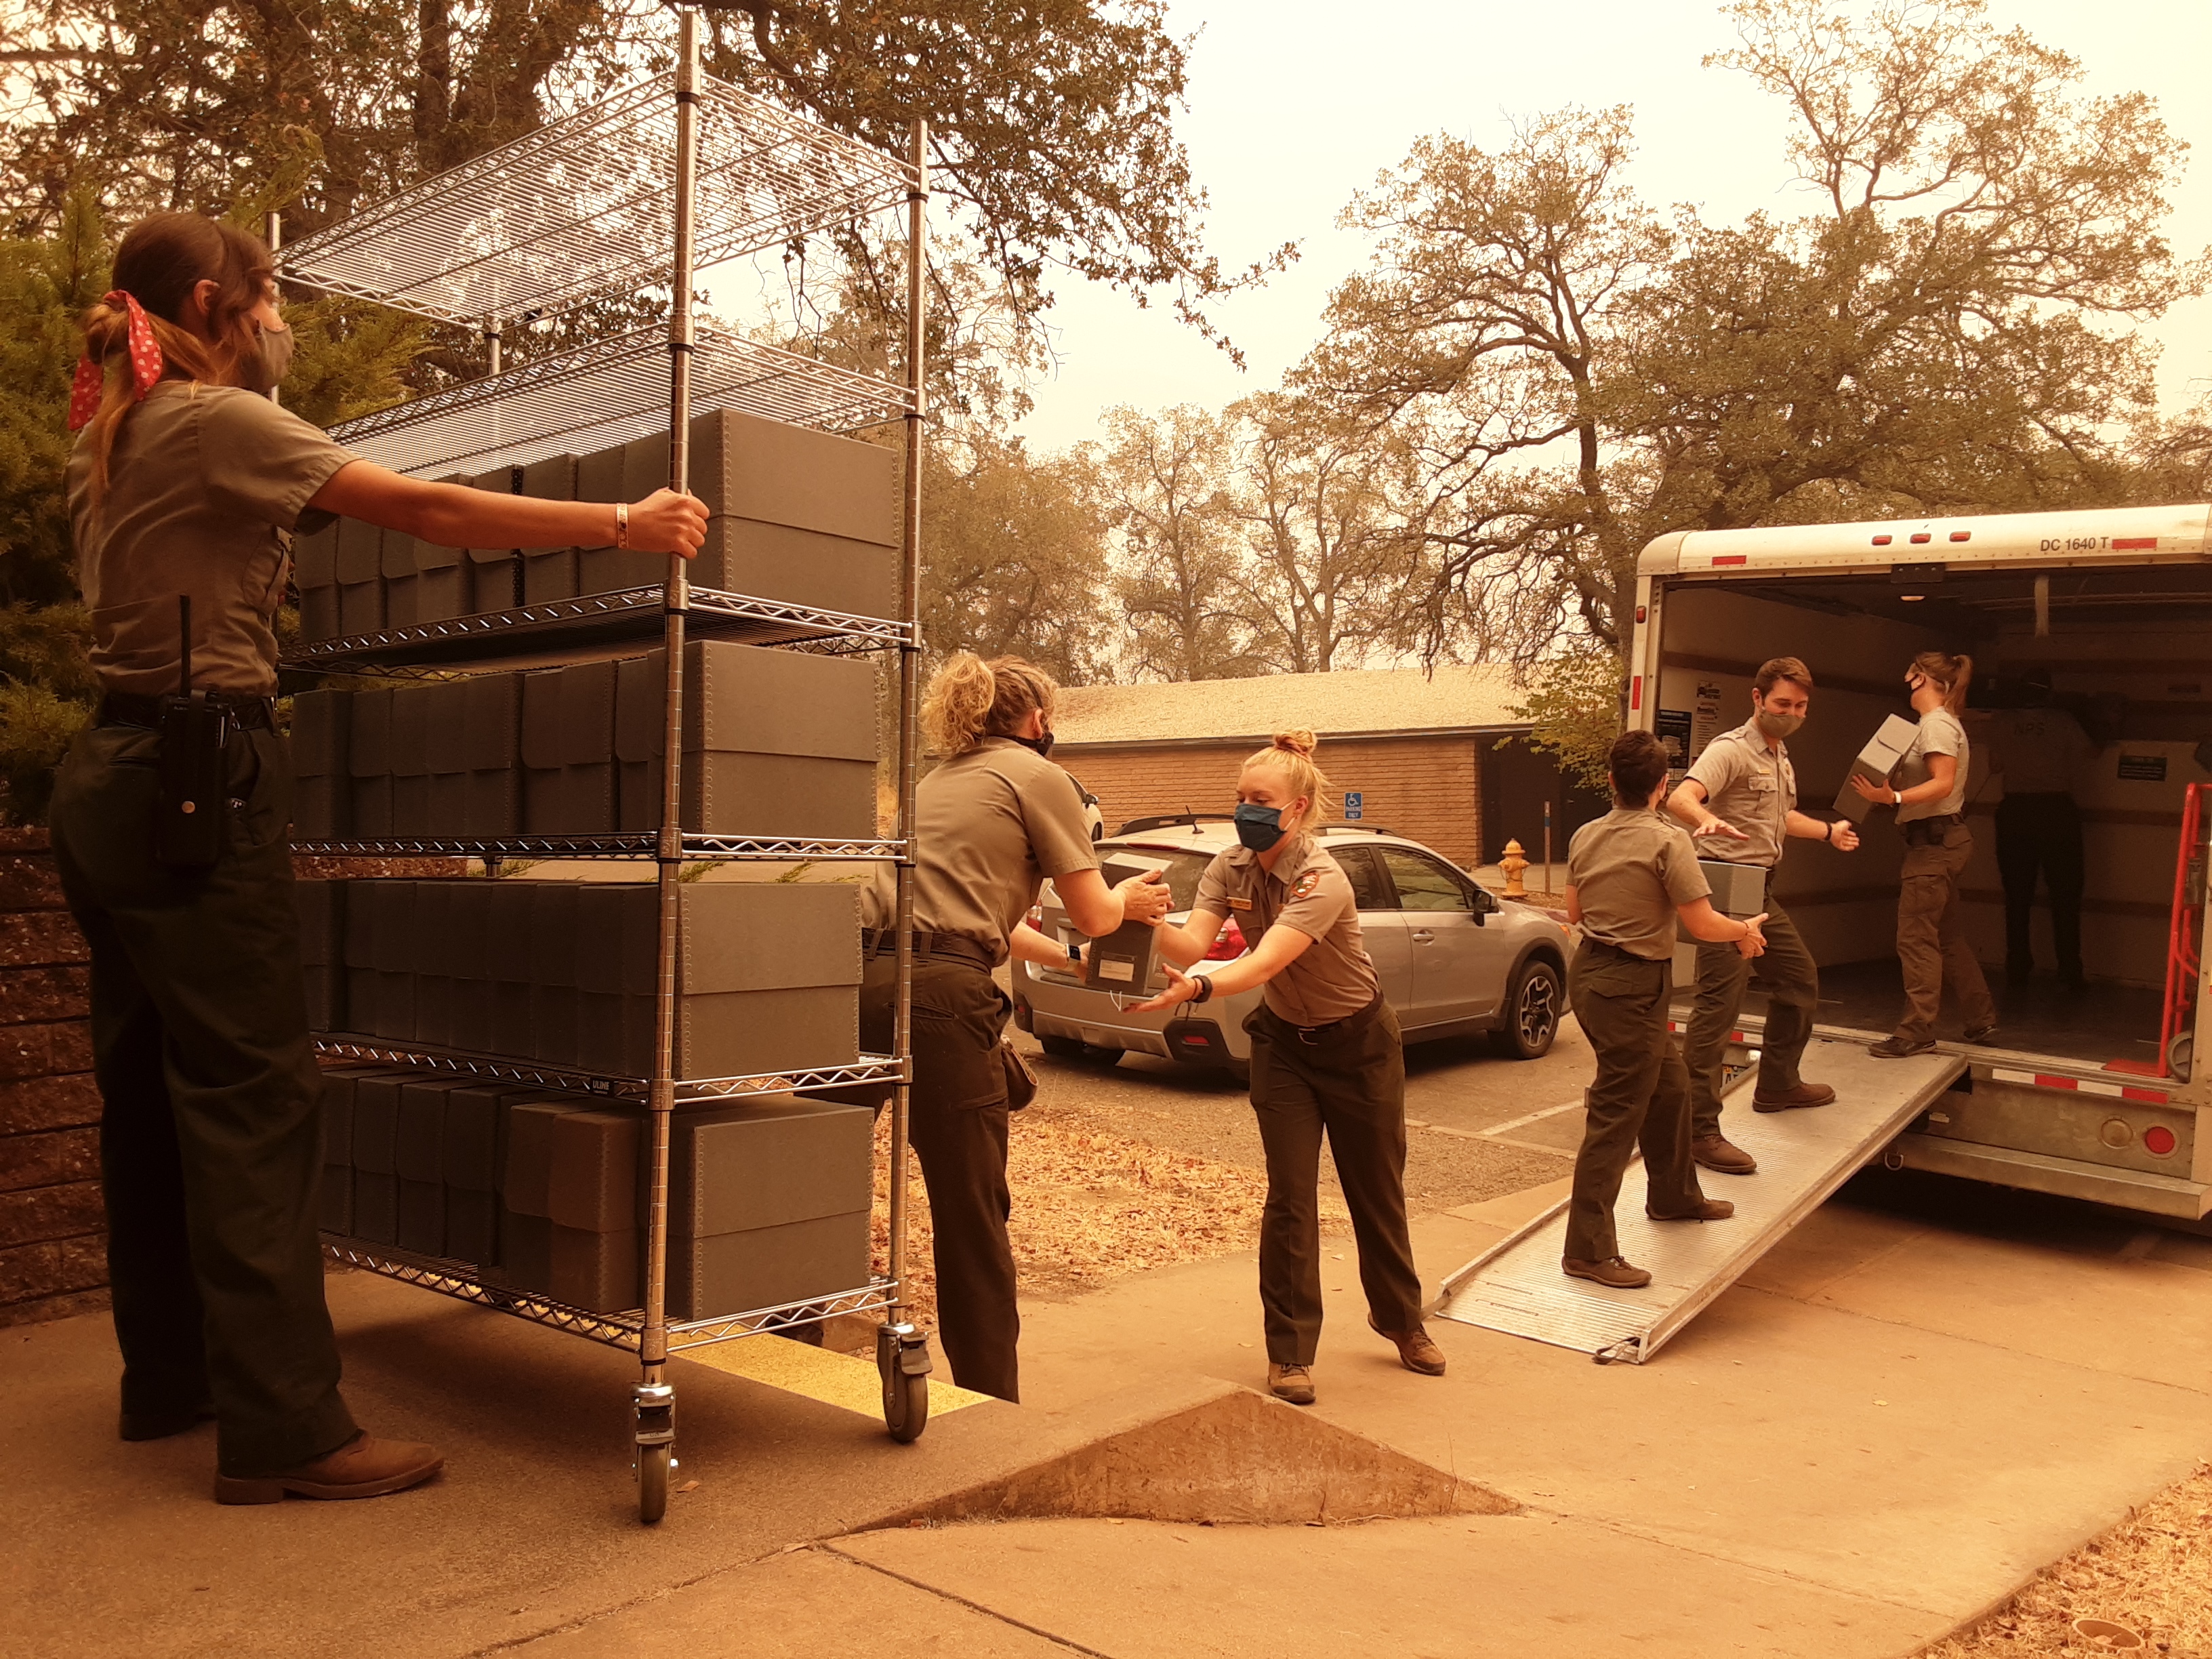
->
[0,827,104,1328]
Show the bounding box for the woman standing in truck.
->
[1849,651,1999,1057]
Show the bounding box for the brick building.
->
[1051,666,1605,871]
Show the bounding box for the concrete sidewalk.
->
[4,1165,2207,1658]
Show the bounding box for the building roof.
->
[1051,664,1534,748]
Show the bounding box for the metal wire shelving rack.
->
[279,13,933,1521]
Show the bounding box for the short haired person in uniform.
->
[1664,657,1860,1176]
[1130,732,1445,1406]
[857,653,1170,1402]
[1985,668,2095,989]
[1562,731,1766,1288]
[1849,652,1998,1057]
[53,214,708,1502]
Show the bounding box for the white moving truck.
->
[1628,503,2209,1221]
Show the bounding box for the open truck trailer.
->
[1436,503,2211,1362]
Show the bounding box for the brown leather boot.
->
[213,1431,443,1505]
[1648,1197,1735,1221]
[1267,1362,1316,1406]
[1563,1256,1652,1288]
[1753,1081,1835,1113]
[1368,1315,1447,1376]
[1692,1133,1758,1174]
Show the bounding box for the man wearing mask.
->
[1665,658,1858,1175]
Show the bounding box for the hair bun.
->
[1271,728,1317,760]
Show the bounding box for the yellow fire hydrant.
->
[1500,839,1529,898]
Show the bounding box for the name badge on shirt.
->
[1227,896,1253,912]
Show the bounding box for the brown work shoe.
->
[213,1431,443,1505]
[1563,1256,1653,1288]
[1648,1197,1736,1221]
[1753,1081,1836,1113]
[1367,1315,1447,1376]
[1267,1362,1317,1406]
[1692,1133,1758,1174]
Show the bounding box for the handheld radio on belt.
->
[153,594,231,868]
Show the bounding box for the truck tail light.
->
[1206,918,1248,961]
[2144,1125,2177,1157]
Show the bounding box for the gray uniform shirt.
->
[1896,708,1969,822]
[1685,718,1797,868]
[1986,706,2092,796]
[1567,808,1712,962]
[1193,833,1378,1025]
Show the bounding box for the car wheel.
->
[1039,1035,1088,1061]
[1491,959,1561,1060]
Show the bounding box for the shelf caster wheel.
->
[636,1441,672,1523]
[877,1322,934,1444]
[634,1381,676,1525]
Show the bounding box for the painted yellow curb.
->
[676,1332,994,1419]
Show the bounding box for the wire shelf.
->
[281,582,909,671]
[280,72,914,327]
[324,323,911,480]
[321,1236,898,1353]
[291,832,905,861]
[312,1036,903,1103]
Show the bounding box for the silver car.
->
[1013,818,1571,1078]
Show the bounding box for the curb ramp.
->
[1433,1038,1966,1364]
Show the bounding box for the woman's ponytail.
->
[920,653,1060,756]
[1909,649,1973,717]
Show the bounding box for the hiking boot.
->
[1563,1256,1652,1289]
[1753,1081,1835,1113]
[1368,1315,1447,1376]
[1692,1133,1757,1174]
[1647,1197,1735,1221]
[119,1400,215,1443]
[213,1431,443,1505]
[1267,1362,1316,1406]
[1870,1036,1937,1059]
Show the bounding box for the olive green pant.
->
[49,722,356,1478]
[856,956,1021,1402]
[1684,894,1818,1137]
[1895,824,1996,1044]
[1565,941,1706,1263]
[1245,997,1423,1367]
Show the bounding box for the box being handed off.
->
[1084,859,1163,993]
[1832,714,1919,823]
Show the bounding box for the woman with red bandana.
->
[55,213,705,1504]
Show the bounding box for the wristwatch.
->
[1190,975,1214,1004]
[1064,939,1083,964]
[1892,788,1903,806]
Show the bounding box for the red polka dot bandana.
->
[68,290,165,431]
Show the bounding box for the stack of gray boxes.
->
[289,644,873,842]
[300,878,861,1080]
[292,408,901,642]
[295,405,889,1327]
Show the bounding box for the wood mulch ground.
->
[869,1110,1347,1335]
[1918,1462,2212,1656]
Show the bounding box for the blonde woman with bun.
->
[1848,650,1997,1057]
[859,652,1170,1401]
[1132,731,1445,1404]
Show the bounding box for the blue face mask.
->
[1233,802,1287,852]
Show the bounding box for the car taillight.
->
[1026,904,1044,931]
[1205,918,1247,961]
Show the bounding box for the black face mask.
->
[1011,730,1054,759]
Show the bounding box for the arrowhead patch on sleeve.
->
[1290,869,1322,901]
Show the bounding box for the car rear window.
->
[1097,844,1216,913]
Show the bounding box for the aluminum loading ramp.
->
[1435,1038,1967,1364]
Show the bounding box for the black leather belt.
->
[1902,812,1963,842]
[1265,991,1385,1045]
[861,928,997,975]
[98,691,274,731]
